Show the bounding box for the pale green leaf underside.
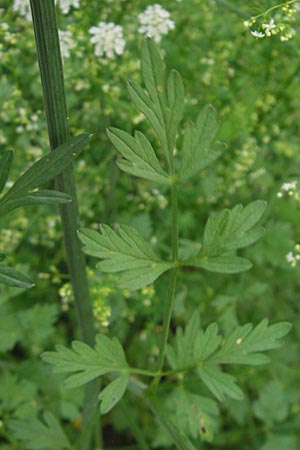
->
[42,334,128,388]
[108,127,170,185]
[166,313,291,402]
[79,224,173,290]
[98,374,129,414]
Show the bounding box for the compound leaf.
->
[210,319,292,365]
[179,105,223,181]
[8,411,71,449]
[198,364,244,402]
[42,334,128,388]
[98,373,129,414]
[108,127,170,185]
[187,201,267,274]
[166,313,291,402]
[78,225,173,290]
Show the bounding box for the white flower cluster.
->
[13,0,80,20]
[59,29,75,59]
[138,4,175,42]
[277,180,299,200]
[56,0,80,14]
[89,22,125,58]
[13,0,31,21]
[286,244,300,268]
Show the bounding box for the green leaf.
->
[128,39,184,164]
[1,134,89,203]
[187,201,267,274]
[8,411,71,449]
[78,225,173,290]
[0,149,13,194]
[128,81,169,161]
[107,127,170,185]
[98,374,129,414]
[147,398,199,450]
[0,190,71,215]
[166,313,291,402]
[210,319,292,365]
[179,105,223,181]
[170,387,219,442]
[192,255,253,274]
[253,381,290,424]
[42,334,129,388]
[198,364,244,402]
[0,264,34,288]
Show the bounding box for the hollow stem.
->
[29,1,100,448]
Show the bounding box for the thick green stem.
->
[29,1,99,448]
[153,179,179,385]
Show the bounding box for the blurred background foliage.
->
[0,0,300,448]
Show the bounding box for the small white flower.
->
[138,4,175,42]
[281,181,297,191]
[89,22,125,59]
[56,0,80,14]
[251,30,265,38]
[286,252,295,263]
[262,18,276,35]
[13,0,31,21]
[59,30,75,60]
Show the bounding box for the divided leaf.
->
[128,39,184,164]
[107,127,170,185]
[8,411,71,450]
[188,200,267,274]
[166,313,291,402]
[78,225,173,290]
[180,105,223,181]
[42,334,128,388]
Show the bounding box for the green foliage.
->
[78,225,173,290]
[166,313,291,401]
[191,200,267,273]
[8,411,71,450]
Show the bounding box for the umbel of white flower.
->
[59,30,75,59]
[89,22,125,59]
[13,0,80,20]
[138,4,175,43]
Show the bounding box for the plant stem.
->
[29,1,100,448]
[153,179,179,386]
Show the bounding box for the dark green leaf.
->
[0,149,14,194]
[0,190,71,215]
[1,134,89,203]
[0,264,34,289]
